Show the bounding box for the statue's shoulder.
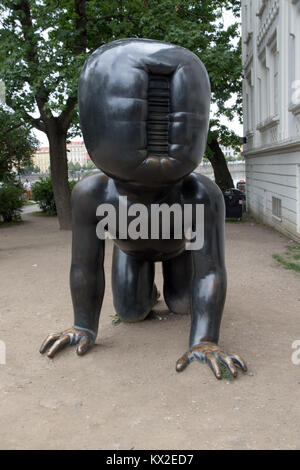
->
[71,172,110,221]
[181,172,223,207]
[71,172,109,203]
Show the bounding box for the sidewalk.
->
[0,212,299,450]
[21,203,41,214]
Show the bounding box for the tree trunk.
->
[207,137,234,191]
[47,120,72,230]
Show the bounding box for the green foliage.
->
[80,161,96,171]
[21,165,41,175]
[0,0,242,141]
[85,161,96,170]
[32,177,77,215]
[273,245,300,273]
[217,360,235,380]
[68,161,76,171]
[110,314,121,326]
[32,177,56,215]
[0,180,24,222]
[0,0,243,215]
[208,119,242,154]
[0,106,38,181]
[69,160,96,174]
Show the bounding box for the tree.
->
[0,0,242,228]
[74,162,81,171]
[21,164,41,175]
[0,0,89,228]
[67,161,76,172]
[0,106,38,181]
[206,121,241,189]
[82,160,96,170]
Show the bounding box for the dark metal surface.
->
[40,39,246,379]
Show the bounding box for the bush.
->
[32,177,77,215]
[0,181,24,223]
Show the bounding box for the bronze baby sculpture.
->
[40,39,247,379]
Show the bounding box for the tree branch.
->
[74,0,87,55]
[59,96,78,131]
[22,112,47,133]
[11,0,52,121]
[57,0,88,130]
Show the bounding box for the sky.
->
[34,7,243,147]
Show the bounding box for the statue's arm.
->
[176,177,247,378]
[70,181,105,338]
[188,182,227,349]
[40,177,105,358]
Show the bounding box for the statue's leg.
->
[111,245,157,322]
[162,250,192,315]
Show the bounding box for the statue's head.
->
[79,38,210,187]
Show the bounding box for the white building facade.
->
[66,141,89,166]
[220,145,242,160]
[242,0,300,241]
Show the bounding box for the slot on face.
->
[147,73,172,158]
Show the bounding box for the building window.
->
[245,68,254,133]
[272,196,282,221]
[258,52,269,123]
[249,0,253,31]
[272,47,279,115]
[269,38,279,117]
[258,77,262,123]
[244,4,248,37]
[289,34,296,106]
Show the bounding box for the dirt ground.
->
[0,211,300,450]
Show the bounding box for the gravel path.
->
[0,212,299,450]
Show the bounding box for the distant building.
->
[33,147,50,173]
[242,0,300,241]
[66,141,89,166]
[220,145,242,160]
[33,141,89,173]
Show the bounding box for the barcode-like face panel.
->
[147,74,171,157]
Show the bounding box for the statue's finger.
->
[206,352,222,380]
[217,351,237,377]
[47,335,70,358]
[39,333,61,354]
[176,351,193,372]
[230,354,247,372]
[76,336,90,356]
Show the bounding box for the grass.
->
[22,200,36,206]
[225,213,256,224]
[273,244,300,273]
[217,361,235,380]
[110,313,121,325]
[0,219,23,227]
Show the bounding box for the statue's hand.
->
[176,342,247,379]
[39,327,95,358]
